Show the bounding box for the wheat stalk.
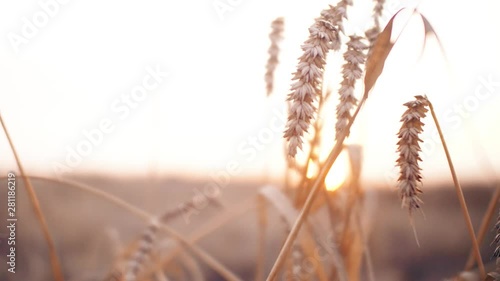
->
[321,188,348,281]
[268,93,362,281]
[394,96,486,278]
[268,6,414,280]
[0,114,65,281]
[255,196,267,281]
[427,99,486,279]
[13,175,243,281]
[294,87,330,207]
[138,197,254,280]
[117,190,222,280]
[465,184,500,271]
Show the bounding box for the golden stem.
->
[428,102,486,279]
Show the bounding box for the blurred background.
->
[1,0,500,280]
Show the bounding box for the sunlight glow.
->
[306,159,318,179]
[325,151,350,192]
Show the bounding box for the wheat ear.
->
[17,175,243,281]
[372,0,385,31]
[267,87,363,281]
[284,1,350,157]
[396,95,428,214]
[365,0,385,56]
[268,6,410,280]
[396,96,486,279]
[124,218,160,281]
[265,17,284,96]
[137,197,253,279]
[335,36,367,140]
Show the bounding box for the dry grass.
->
[1,114,64,281]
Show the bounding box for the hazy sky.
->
[1,0,499,187]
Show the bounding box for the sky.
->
[0,0,499,187]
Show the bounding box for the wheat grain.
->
[364,27,379,54]
[335,36,367,140]
[396,95,429,214]
[265,17,284,96]
[493,207,500,258]
[124,218,160,281]
[284,1,351,157]
[365,0,385,55]
[373,0,385,31]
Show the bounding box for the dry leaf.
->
[363,8,405,98]
[418,12,449,66]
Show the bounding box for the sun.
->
[306,159,318,179]
[325,151,350,192]
[303,147,351,192]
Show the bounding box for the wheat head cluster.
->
[2,0,500,281]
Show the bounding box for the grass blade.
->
[0,114,65,281]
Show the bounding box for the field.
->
[0,176,497,281]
